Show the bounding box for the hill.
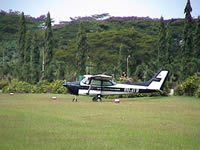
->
[0,10,186,81]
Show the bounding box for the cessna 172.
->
[63,70,169,102]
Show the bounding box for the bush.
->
[3,80,32,93]
[195,87,200,98]
[50,80,67,94]
[174,75,200,96]
[182,75,199,96]
[2,80,67,94]
[0,80,8,89]
[33,80,51,93]
[159,82,169,96]
[174,85,184,96]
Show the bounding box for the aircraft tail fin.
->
[146,70,169,90]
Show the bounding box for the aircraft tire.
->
[92,95,102,102]
[97,97,101,102]
[92,97,97,102]
[96,94,102,102]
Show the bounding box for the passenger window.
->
[91,80,101,86]
[102,81,113,86]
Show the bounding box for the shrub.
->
[182,75,199,96]
[3,80,32,93]
[0,80,8,89]
[174,84,184,96]
[195,87,200,98]
[2,80,67,94]
[50,80,67,94]
[175,75,200,96]
[159,82,169,96]
[33,80,51,93]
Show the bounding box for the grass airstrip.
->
[0,94,199,150]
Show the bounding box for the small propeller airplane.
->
[63,69,169,102]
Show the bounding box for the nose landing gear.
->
[72,96,78,102]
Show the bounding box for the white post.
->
[127,55,130,77]
[42,47,45,79]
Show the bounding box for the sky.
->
[1,0,200,23]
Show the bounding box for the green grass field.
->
[0,94,199,150]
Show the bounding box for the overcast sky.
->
[1,0,200,23]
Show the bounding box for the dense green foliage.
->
[0,10,45,80]
[17,12,26,80]
[2,80,67,94]
[44,12,54,81]
[174,75,200,96]
[30,32,41,83]
[23,31,32,82]
[157,16,167,68]
[76,22,88,75]
[195,87,200,98]
[0,80,8,89]
[182,0,196,80]
[0,2,199,96]
[193,17,200,73]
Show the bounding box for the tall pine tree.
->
[182,0,194,80]
[193,17,200,73]
[23,31,32,82]
[117,43,124,77]
[157,16,167,69]
[44,12,54,81]
[166,23,172,65]
[30,32,40,84]
[76,22,88,75]
[18,12,26,80]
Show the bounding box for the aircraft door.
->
[101,80,114,95]
[89,79,102,95]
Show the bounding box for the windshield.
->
[81,77,90,85]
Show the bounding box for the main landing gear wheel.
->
[92,95,102,102]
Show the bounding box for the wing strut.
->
[87,79,94,95]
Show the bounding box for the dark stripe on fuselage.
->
[79,86,158,93]
[79,86,124,92]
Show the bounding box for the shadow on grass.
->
[102,96,169,103]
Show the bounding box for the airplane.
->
[63,69,169,102]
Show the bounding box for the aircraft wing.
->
[90,74,112,80]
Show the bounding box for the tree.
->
[30,32,40,83]
[135,63,149,81]
[18,12,26,80]
[76,22,88,75]
[54,48,68,80]
[193,17,200,73]
[23,31,32,82]
[166,22,177,83]
[157,16,167,69]
[44,12,54,81]
[117,43,124,77]
[182,0,194,80]
[166,23,173,65]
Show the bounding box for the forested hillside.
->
[0,5,199,86]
